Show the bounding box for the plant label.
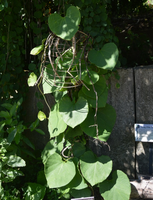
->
[135,124,153,142]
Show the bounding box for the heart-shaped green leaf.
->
[88,43,119,70]
[44,153,76,188]
[48,103,67,138]
[99,170,131,200]
[80,104,116,141]
[48,6,81,40]
[80,151,112,186]
[59,96,89,128]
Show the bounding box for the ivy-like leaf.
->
[59,96,89,128]
[48,6,81,40]
[99,170,131,200]
[44,153,76,188]
[88,43,119,71]
[80,151,112,186]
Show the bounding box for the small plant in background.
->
[0,99,47,199]
[29,3,131,200]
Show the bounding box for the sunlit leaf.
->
[59,96,89,128]
[30,44,44,55]
[42,64,66,94]
[80,151,112,186]
[7,155,26,167]
[38,111,46,121]
[48,103,67,138]
[27,72,37,87]
[88,43,119,70]
[44,153,76,188]
[41,136,64,164]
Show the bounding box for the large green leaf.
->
[48,6,81,40]
[80,104,116,141]
[99,170,131,200]
[48,103,67,138]
[42,64,66,94]
[44,153,76,188]
[80,151,112,186]
[59,96,88,128]
[88,43,119,70]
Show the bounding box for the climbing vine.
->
[29,4,131,200]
